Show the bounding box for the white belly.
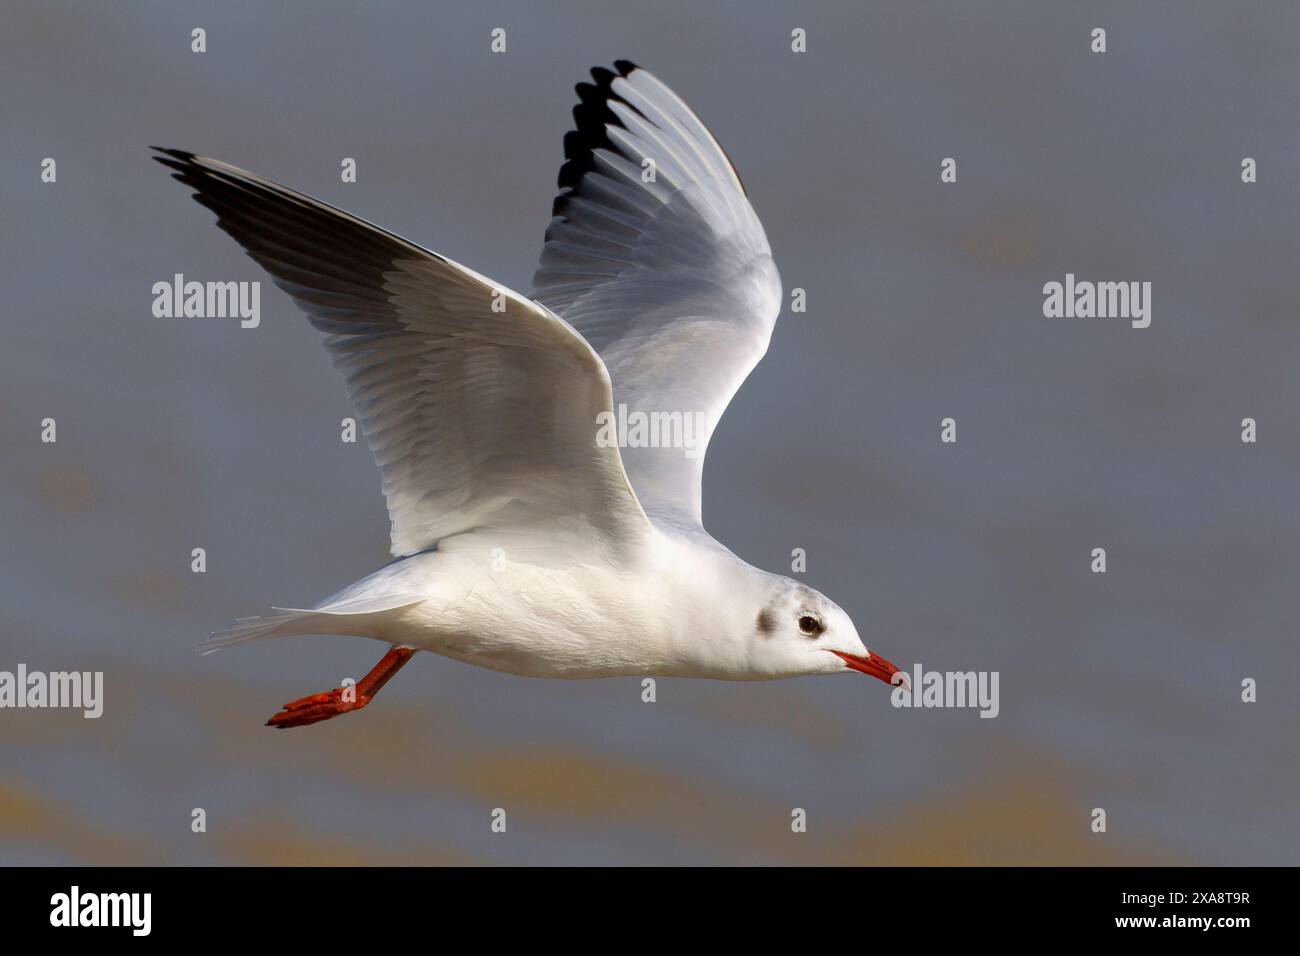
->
[372,550,672,678]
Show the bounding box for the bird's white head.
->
[739,575,904,686]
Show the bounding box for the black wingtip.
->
[149,147,203,177]
[149,146,196,160]
[555,62,649,195]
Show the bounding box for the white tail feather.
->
[202,596,425,654]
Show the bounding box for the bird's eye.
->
[798,614,823,637]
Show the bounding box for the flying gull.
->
[153,60,904,728]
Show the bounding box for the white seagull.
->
[155,60,903,728]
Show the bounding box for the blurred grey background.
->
[2,0,1297,864]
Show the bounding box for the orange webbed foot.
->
[265,687,372,728]
[263,646,414,730]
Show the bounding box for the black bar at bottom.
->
[0,866,1285,940]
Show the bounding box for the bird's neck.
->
[638,531,771,678]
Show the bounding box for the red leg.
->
[265,646,415,729]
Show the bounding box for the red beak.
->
[831,649,908,688]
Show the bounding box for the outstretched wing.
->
[154,148,649,557]
[533,61,782,529]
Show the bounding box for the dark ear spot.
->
[756,608,776,636]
